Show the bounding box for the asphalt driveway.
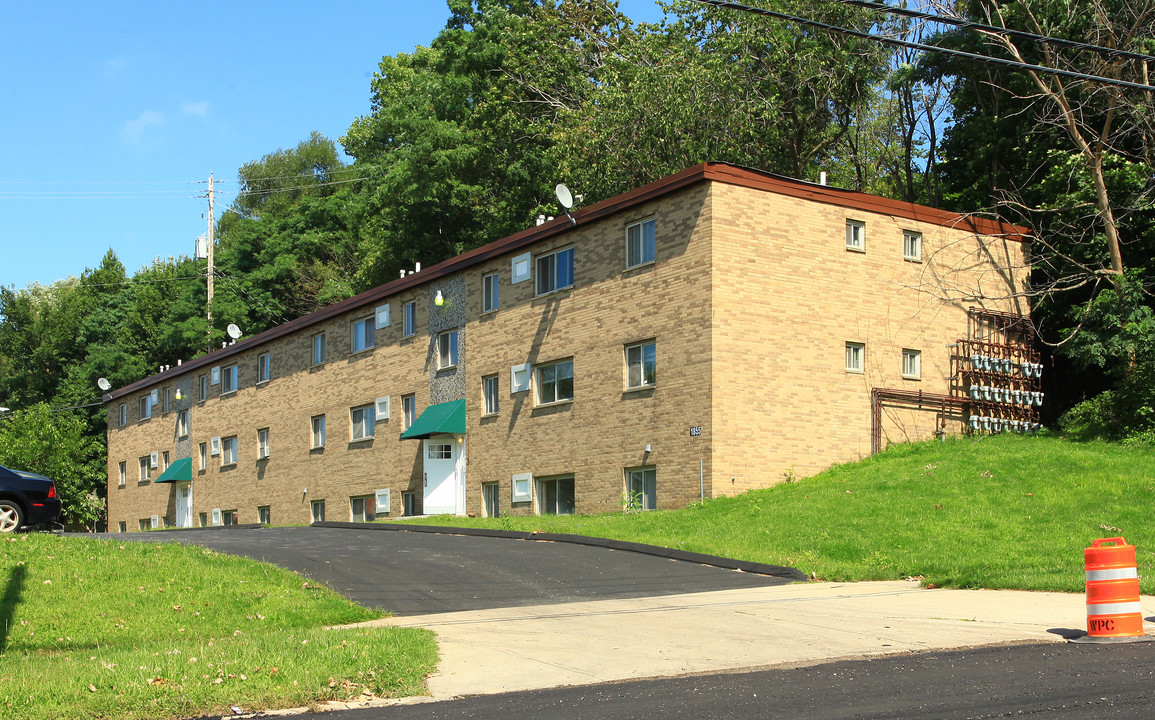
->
[106,523,801,615]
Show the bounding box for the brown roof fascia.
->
[106,162,1025,401]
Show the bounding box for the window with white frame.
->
[903,230,922,261]
[845,220,865,251]
[311,415,326,448]
[177,409,189,438]
[626,341,656,389]
[351,404,375,441]
[162,388,171,414]
[626,218,656,268]
[221,436,238,465]
[437,329,459,370]
[257,353,271,384]
[118,461,126,486]
[626,467,657,511]
[198,442,207,470]
[119,403,127,427]
[403,301,417,337]
[482,272,499,313]
[139,395,152,421]
[257,427,270,459]
[311,500,326,523]
[902,348,922,379]
[535,247,574,296]
[537,476,575,515]
[536,359,574,405]
[139,457,150,481]
[312,332,326,366]
[350,495,374,522]
[482,374,499,416]
[258,506,271,525]
[199,375,208,401]
[401,394,416,430]
[161,451,170,471]
[845,342,865,373]
[427,443,452,460]
[352,317,375,353]
[221,365,238,394]
[483,482,500,518]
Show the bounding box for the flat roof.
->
[107,162,1027,401]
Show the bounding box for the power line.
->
[0,400,105,421]
[689,0,1155,92]
[831,0,1155,63]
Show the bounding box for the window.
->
[626,467,657,511]
[402,394,416,430]
[199,375,208,401]
[352,317,375,353]
[221,510,238,526]
[376,304,391,328]
[139,457,150,482]
[221,365,238,394]
[626,341,656,389]
[350,496,374,523]
[535,247,574,296]
[162,388,171,414]
[845,342,865,373]
[311,500,325,523]
[199,442,207,470]
[482,375,499,416]
[161,451,170,471]
[846,220,865,251]
[482,272,499,313]
[199,512,207,527]
[351,404,375,441]
[511,252,532,284]
[258,506,271,525]
[483,483,500,518]
[437,329,459,370]
[139,395,152,420]
[626,218,656,268]
[427,443,452,460]
[403,301,417,338]
[118,403,127,427]
[311,415,326,449]
[118,461,126,486]
[177,409,189,438]
[903,230,922,261]
[401,492,417,516]
[311,333,327,366]
[257,353,270,384]
[257,427,270,459]
[902,349,922,379]
[536,359,574,405]
[118,521,127,533]
[221,436,238,465]
[537,476,575,515]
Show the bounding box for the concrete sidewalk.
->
[346,580,1155,700]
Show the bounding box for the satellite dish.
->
[226,324,243,340]
[555,183,574,210]
[97,377,112,391]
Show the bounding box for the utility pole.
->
[205,172,216,348]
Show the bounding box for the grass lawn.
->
[0,534,437,720]
[406,434,1155,593]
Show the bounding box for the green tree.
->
[0,403,105,529]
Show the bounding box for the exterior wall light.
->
[435,290,445,306]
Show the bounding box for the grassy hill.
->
[411,434,1155,593]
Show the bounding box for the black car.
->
[0,465,62,532]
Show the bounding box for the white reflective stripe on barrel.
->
[1086,601,1144,616]
[1086,567,1138,582]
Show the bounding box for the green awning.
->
[400,399,466,440]
[154,457,193,484]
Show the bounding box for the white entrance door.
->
[175,482,193,528]
[423,437,464,515]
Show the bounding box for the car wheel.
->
[0,500,24,532]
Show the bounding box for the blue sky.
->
[1,1,665,291]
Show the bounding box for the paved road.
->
[109,524,796,615]
[317,642,1155,720]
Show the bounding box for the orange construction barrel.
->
[1085,537,1144,639]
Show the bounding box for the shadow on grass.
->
[1,564,26,651]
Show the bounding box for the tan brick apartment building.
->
[105,163,1029,531]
